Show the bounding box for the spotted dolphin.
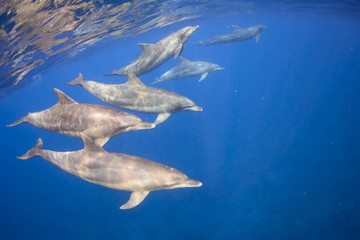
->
[152,56,224,84]
[104,26,199,76]
[195,25,267,46]
[66,72,203,125]
[7,89,154,146]
[18,134,202,209]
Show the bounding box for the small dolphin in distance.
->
[195,25,267,46]
[7,89,154,146]
[66,72,202,125]
[153,56,224,84]
[18,134,202,209]
[105,26,199,76]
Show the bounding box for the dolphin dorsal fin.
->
[232,25,243,30]
[80,133,106,153]
[138,43,154,53]
[126,71,145,86]
[54,88,77,105]
[179,56,190,64]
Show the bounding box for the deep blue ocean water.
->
[1,2,360,240]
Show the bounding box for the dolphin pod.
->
[153,56,224,84]
[104,25,199,76]
[9,23,266,209]
[66,71,202,125]
[7,88,155,146]
[18,134,202,209]
[195,25,267,46]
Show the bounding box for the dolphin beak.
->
[185,179,202,187]
[190,25,199,33]
[137,122,156,130]
[177,179,202,188]
[189,105,203,112]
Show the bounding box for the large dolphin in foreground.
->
[104,26,199,76]
[152,56,224,84]
[66,71,203,125]
[195,25,267,46]
[18,134,202,209]
[7,89,154,146]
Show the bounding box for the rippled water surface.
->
[1,0,359,94]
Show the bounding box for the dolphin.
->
[66,71,203,125]
[152,56,224,84]
[104,25,199,76]
[7,89,154,146]
[195,25,267,46]
[18,134,202,209]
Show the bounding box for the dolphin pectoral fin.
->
[94,137,110,147]
[199,73,208,82]
[80,133,107,153]
[120,191,149,210]
[256,33,260,42]
[154,113,171,125]
[174,45,183,59]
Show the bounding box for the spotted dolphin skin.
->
[153,56,224,84]
[18,134,202,209]
[66,71,203,125]
[104,25,199,76]
[195,25,267,46]
[7,89,154,146]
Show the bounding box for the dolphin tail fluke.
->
[120,191,149,210]
[103,69,117,76]
[6,115,28,127]
[104,68,127,76]
[66,73,84,86]
[17,138,43,160]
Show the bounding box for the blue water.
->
[1,6,360,240]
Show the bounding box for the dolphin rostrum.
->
[152,56,224,84]
[7,89,154,146]
[66,71,203,125]
[18,134,202,209]
[104,25,199,76]
[195,25,267,46]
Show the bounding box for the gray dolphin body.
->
[7,89,154,146]
[105,26,199,76]
[195,25,267,46]
[66,72,203,125]
[18,135,202,209]
[153,57,224,84]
